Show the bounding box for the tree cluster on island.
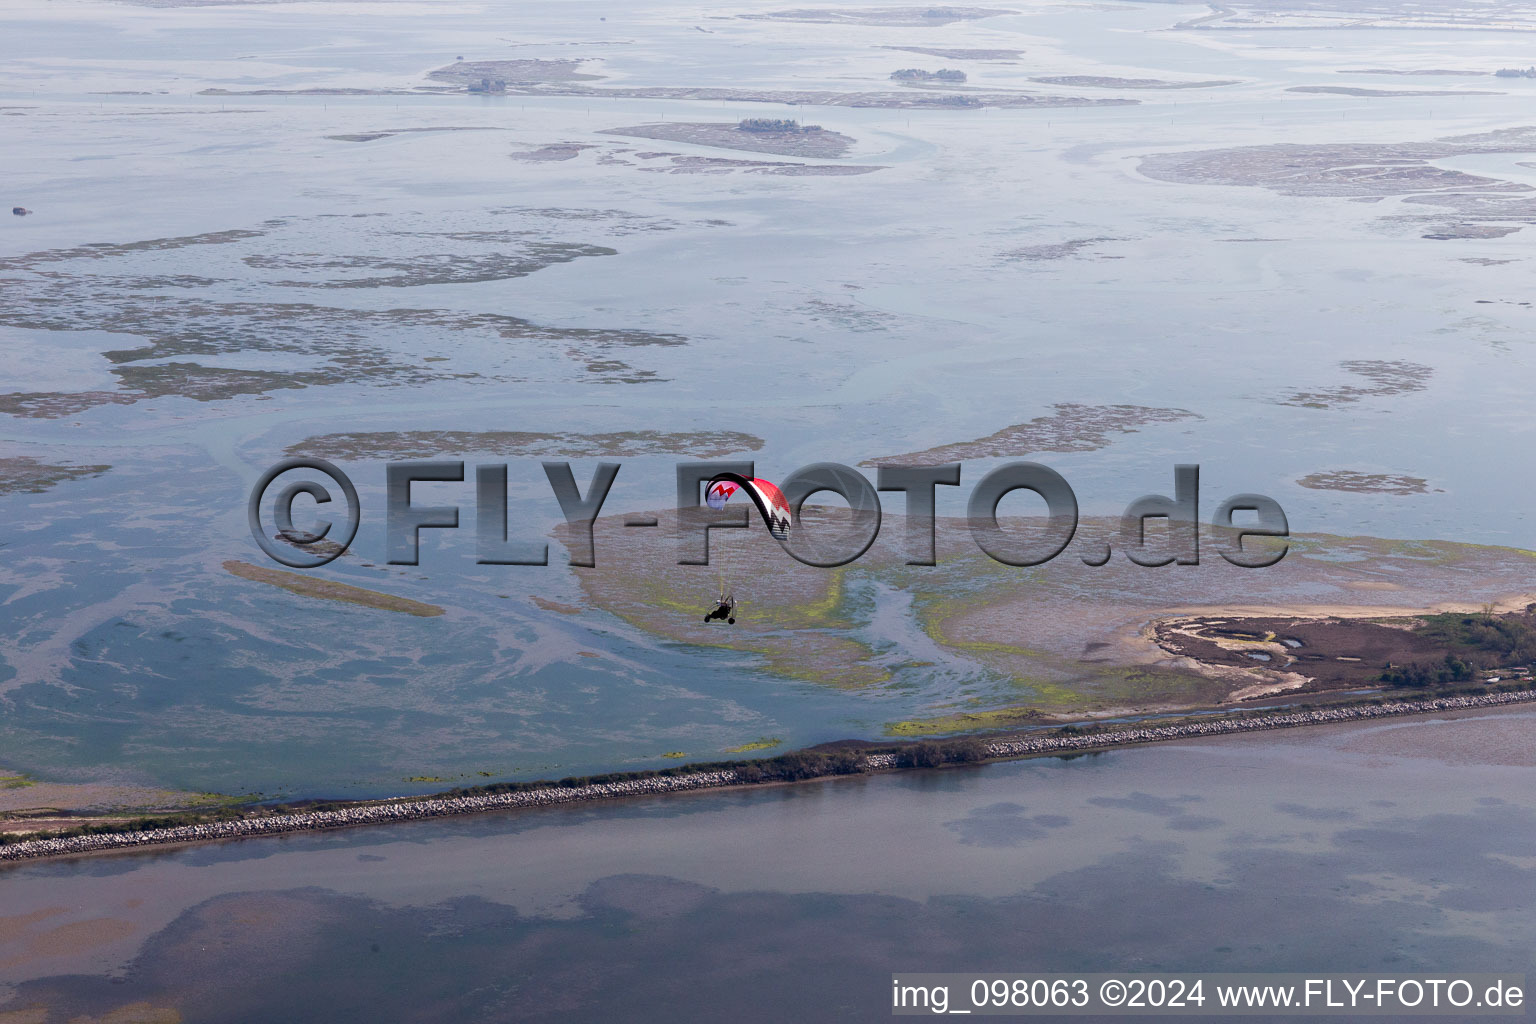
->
[1381,608,1536,686]
[891,67,967,82]
[1494,66,1536,78]
[737,118,823,133]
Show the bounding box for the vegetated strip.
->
[4,689,1534,863]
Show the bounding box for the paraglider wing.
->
[704,472,791,541]
[705,477,739,510]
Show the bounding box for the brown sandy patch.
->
[55,1003,180,1024]
[0,1010,48,1024]
[428,59,601,87]
[1344,68,1486,76]
[326,127,506,143]
[510,143,597,162]
[1034,75,1238,89]
[1280,359,1432,410]
[24,918,137,958]
[223,561,444,617]
[1151,615,1437,691]
[739,7,1015,27]
[0,909,70,945]
[1148,598,1536,699]
[861,403,1197,465]
[1288,85,1501,97]
[0,780,194,815]
[1137,125,1536,239]
[638,155,881,176]
[1422,223,1522,240]
[930,525,1536,711]
[392,81,1135,111]
[1297,471,1436,495]
[999,236,1124,262]
[879,46,1023,60]
[1147,593,1536,621]
[0,816,134,835]
[286,429,762,461]
[1139,126,1536,199]
[600,122,854,159]
[532,596,582,615]
[571,504,1536,715]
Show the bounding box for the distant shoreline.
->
[4,689,1534,866]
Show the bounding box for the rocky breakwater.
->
[0,770,742,863]
[981,690,1536,758]
[5,691,1534,864]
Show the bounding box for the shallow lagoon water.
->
[2,707,1534,1021]
[4,0,1536,796]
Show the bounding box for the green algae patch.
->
[183,791,261,809]
[779,566,853,630]
[885,708,1050,737]
[1014,680,1094,707]
[566,510,1536,713]
[565,512,888,689]
[725,737,782,753]
[224,560,444,617]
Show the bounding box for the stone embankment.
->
[4,690,1532,863]
[981,689,1535,756]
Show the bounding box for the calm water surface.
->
[2,707,1533,1021]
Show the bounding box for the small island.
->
[1031,75,1238,89]
[599,120,855,159]
[891,68,967,82]
[1155,606,1536,699]
[739,7,1016,27]
[0,455,110,495]
[737,117,823,133]
[880,45,1023,60]
[427,59,601,89]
